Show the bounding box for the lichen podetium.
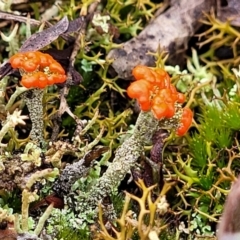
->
[22,89,45,146]
[74,111,159,222]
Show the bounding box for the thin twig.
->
[51,1,99,140]
[0,10,48,26]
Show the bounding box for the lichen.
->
[22,89,44,146]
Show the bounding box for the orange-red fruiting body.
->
[9,51,67,88]
[127,65,193,136]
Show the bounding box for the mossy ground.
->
[0,1,240,239]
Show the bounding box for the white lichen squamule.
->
[0,109,28,147]
[179,221,190,234]
[229,66,240,101]
[148,230,160,240]
[92,13,111,33]
[156,195,169,215]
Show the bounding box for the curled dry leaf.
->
[19,16,85,52]
[20,16,69,52]
[107,0,215,80]
[66,17,85,34]
[84,146,109,167]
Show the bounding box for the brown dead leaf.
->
[217,0,240,27]
[20,16,69,52]
[107,0,216,80]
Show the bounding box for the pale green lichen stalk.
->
[20,168,59,234]
[74,111,159,221]
[22,89,45,146]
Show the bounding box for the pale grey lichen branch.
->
[75,111,159,220]
[53,158,94,198]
